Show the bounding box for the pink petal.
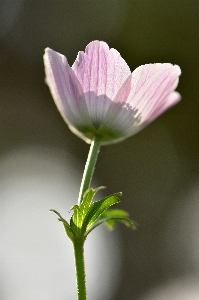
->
[99,74,140,135]
[100,63,181,140]
[147,91,181,121]
[44,48,91,128]
[126,63,181,122]
[72,41,131,126]
[44,43,181,145]
[99,102,141,141]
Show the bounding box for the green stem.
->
[73,240,86,300]
[74,137,100,299]
[78,137,101,205]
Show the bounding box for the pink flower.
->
[44,41,181,145]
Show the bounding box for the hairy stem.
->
[73,240,86,300]
[78,137,101,205]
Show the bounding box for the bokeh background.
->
[1,1,199,299]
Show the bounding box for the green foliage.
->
[50,187,136,242]
[50,209,75,241]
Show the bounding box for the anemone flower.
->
[44,41,181,145]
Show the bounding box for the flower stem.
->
[78,137,101,205]
[74,137,100,299]
[73,240,86,300]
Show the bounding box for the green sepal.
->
[50,209,75,241]
[82,193,121,234]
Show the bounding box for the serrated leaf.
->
[105,216,137,230]
[70,205,80,226]
[101,209,137,230]
[82,193,121,233]
[69,187,106,237]
[99,211,119,230]
[79,187,105,224]
[85,215,137,236]
[70,204,79,212]
[102,209,129,218]
[103,218,115,229]
[70,205,81,236]
[50,209,75,241]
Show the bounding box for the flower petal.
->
[72,41,131,126]
[44,43,181,145]
[99,103,141,144]
[147,91,181,121]
[99,74,140,139]
[44,48,91,129]
[99,63,181,143]
[126,63,181,122]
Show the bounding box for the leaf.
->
[101,208,137,230]
[85,208,137,236]
[106,216,137,230]
[102,209,129,218]
[69,187,106,237]
[79,187,106,224]
[100,208,129,230]
[85,215,137,236]
[82,193,121,233]
[50,209,75,241]
[104,209,137,230]
[70,205,81,236]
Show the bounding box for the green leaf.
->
[82,193,121,233]
[85,215,137,236]
[106,209,137,229]
[79,187,106,224]
[85,208,137,236]
[69,187,106,238]
[101,209,137,230]
[70,205,81,236]
[100,208,130,230]
[102,209,129,218]
[106,216,137,230]
[50,209,75,241]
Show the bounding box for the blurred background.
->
[0,1,199,299]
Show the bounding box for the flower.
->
[43,41,181,145]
